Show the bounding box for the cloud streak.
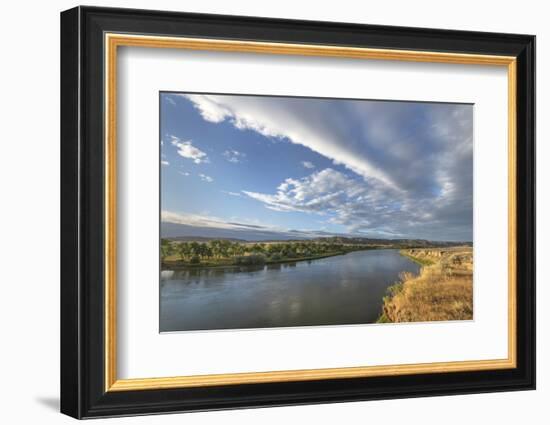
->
[162,210,346,240]
[179,94,402,189]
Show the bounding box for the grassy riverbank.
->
[378,247,473,323]
[398,251,435,266]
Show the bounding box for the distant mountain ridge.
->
[313,236,471,247]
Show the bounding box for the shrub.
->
[269,253,282,262]
[189,255,201,264]
[233,254,266,265]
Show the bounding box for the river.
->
[160,249,420,332]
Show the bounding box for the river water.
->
[160,249,420,332]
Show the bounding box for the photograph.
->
[159,92,474,332]
[57,4,536,419]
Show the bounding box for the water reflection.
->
[160,270,174,280]
[160,249,420,332]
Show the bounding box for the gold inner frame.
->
[104,33,517,392]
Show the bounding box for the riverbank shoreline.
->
[162,250,353,270]
[378,247,473,323]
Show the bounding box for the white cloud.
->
[165,96,176,106]
[179,94,400,189]
[223,150,246,163]
[169,135,209,164]
[199,173,214,183]
[161,160,170,166]
[180,95,232,123]
[301,161,315,169]
[243,168,364,214]
[178,171,190,176]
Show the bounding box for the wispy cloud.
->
[223,150,246,163]
[162,210,279,232]
[161,210,340,239]
[178,171,190,176]
[162,211,244,230]
[169,135,209,164]
[301,161,315,169]
[222,190,242,197]
[199,173,214,183]
[161,160,170,166]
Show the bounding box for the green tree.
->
[176,242,190,261]
[160,239,174,260]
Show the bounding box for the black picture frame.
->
[61,5,535,419]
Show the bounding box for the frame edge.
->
[60,6,83,420]
[515,34,536,391]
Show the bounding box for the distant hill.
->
[312,236,472,248]
[161,221,471,246]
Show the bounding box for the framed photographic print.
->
[60,6,535,419]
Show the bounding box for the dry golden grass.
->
[381,247,473,323]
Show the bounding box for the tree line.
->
[161,239,369,265]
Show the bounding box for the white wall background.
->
[0,0,544,423]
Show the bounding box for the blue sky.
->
[160,93,473,241]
